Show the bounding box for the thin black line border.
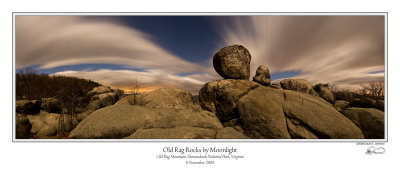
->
[12,12,389,143]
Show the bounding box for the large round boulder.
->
[253,65,271,86]
[237,86,364,139]
[280,79,319,96]
[199,79,260,122]
[213,45,251,79]
[69,104,223,139]
[313,84,335,103]
[341,108,384,139]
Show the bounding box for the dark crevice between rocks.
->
[283,112,329,139]
[215,84,259,124]
[250,83,261,90]
[283,92,287,101]
[236,84,260,101]
[213,130,218,139]
[283,109,293,139]
[285,117,317,139]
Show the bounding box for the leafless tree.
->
[53,76,82,135]
[128,79,147,106]
[329,83,339,93]
[358,81,384,100]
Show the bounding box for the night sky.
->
[15,15,385,94]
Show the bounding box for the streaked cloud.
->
[218,16,385,90]
[16,15,385,93]
[16,16,202,74]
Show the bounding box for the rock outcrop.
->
[199,79,260,122]
[341,108,384,139]
[69,104,223,139]
[269,83,282,89]
[253,65,271,86]
[20,43,383,140]
[213,45,251,80]
[216,127,248,139]
[27,111,76,138]
[117,88,201,110]
[41,98,61,113]
[313,84,335,103]
[87,86,113,96]
[16,113,31,139]
[86,99,102,111]
[237,86,364,139]
[335,91,356,102]
[374,100,384,111]
[16,100,41,115]
[280,79,319,96]
[86,86,124,111]
[125,126,217,139]
[334,100,350,111]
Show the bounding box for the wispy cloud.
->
[16,16,385,93]
[218,16,385,90]
[16,16,202,74]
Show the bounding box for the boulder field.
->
[199,80,364,139]
[23,44,384,139]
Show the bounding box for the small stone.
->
[253,65,271,86]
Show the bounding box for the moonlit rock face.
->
[213,45,251,80]
[253,65,271,86]
[280,79,319,96]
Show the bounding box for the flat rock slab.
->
[216,127,248,139]
[124,126,217,139]
[69,104,222,139]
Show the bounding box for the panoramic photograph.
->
[14,15,385,139]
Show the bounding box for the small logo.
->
[366,146,385,155]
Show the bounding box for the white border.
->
[12,12,388,142]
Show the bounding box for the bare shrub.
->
[127,79,148,106]
[358,81,384,100]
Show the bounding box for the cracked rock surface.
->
[237,86,364,139]
[69,104,222,139]
[341,107,384,139]
[199,79,260,123]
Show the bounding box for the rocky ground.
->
[15,45,385,139]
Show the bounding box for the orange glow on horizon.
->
[117,86,165,94]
